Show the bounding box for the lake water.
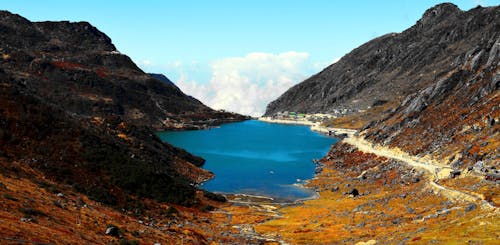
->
[158,120,337,201]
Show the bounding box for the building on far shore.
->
[268,111,336,123]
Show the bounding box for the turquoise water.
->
[158,120,337,201]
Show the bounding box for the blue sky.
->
[2,0,497,115]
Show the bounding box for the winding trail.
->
[343,135,450,174]
[340,133,497,211]
[260,117,497,210]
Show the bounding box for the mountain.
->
[0,10,257,242]
[266,3,499,162]
[265,3,499,117]
[265,3,499,167]
[0,10,250,209]
[363,41,499,168]
[148,72,204,106]
[255,5,499,242]
[0,11,246,130]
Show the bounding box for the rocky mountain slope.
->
[363,39,499,168]
[265,3,499,168]
[359,4,499,169]
[0,10,248,215]
[254,5,499,244]
[0,11,246,130]
[265,3,499,116]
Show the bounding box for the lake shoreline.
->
[258,117,357,137]
[217,181,321,205]
[160,120,335,203]
[214,118,353,206]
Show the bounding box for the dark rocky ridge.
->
[0,10,245,207]
[149,73,177,87]
[149,72,205,108]
[265,3,499,116]
[0,10,247,130]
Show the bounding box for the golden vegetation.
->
[0,158,272,244]
[253,143,500,244]
[440,175,500,207]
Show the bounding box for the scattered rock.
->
[449,170,461,178]
[406,207,416,214]
[485,173,500,182]
[356,222,366,228]
[331,186,339,192]
[474,161,484,171]
[465,203,477,212]
[105,225,120,237]
[20,217,32,222]
[346,188,359,197]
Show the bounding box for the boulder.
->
[347,188,359,197]
[485,173,500,182]
[105,225,120,237]
[356,222,366,228]
[449,170,461,178]
[465,203,477,212]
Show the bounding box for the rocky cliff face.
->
[265,4,499,116]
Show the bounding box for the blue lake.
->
[158,120,337,201]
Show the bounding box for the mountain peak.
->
[419,3,461,26]
[264,3,498,116]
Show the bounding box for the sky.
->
[2,0,497,116]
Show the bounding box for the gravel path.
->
[343,134,497,210]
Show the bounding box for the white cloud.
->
[175,51,323,117]
[139,59,153,66]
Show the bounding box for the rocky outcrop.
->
[265,4,499,116]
